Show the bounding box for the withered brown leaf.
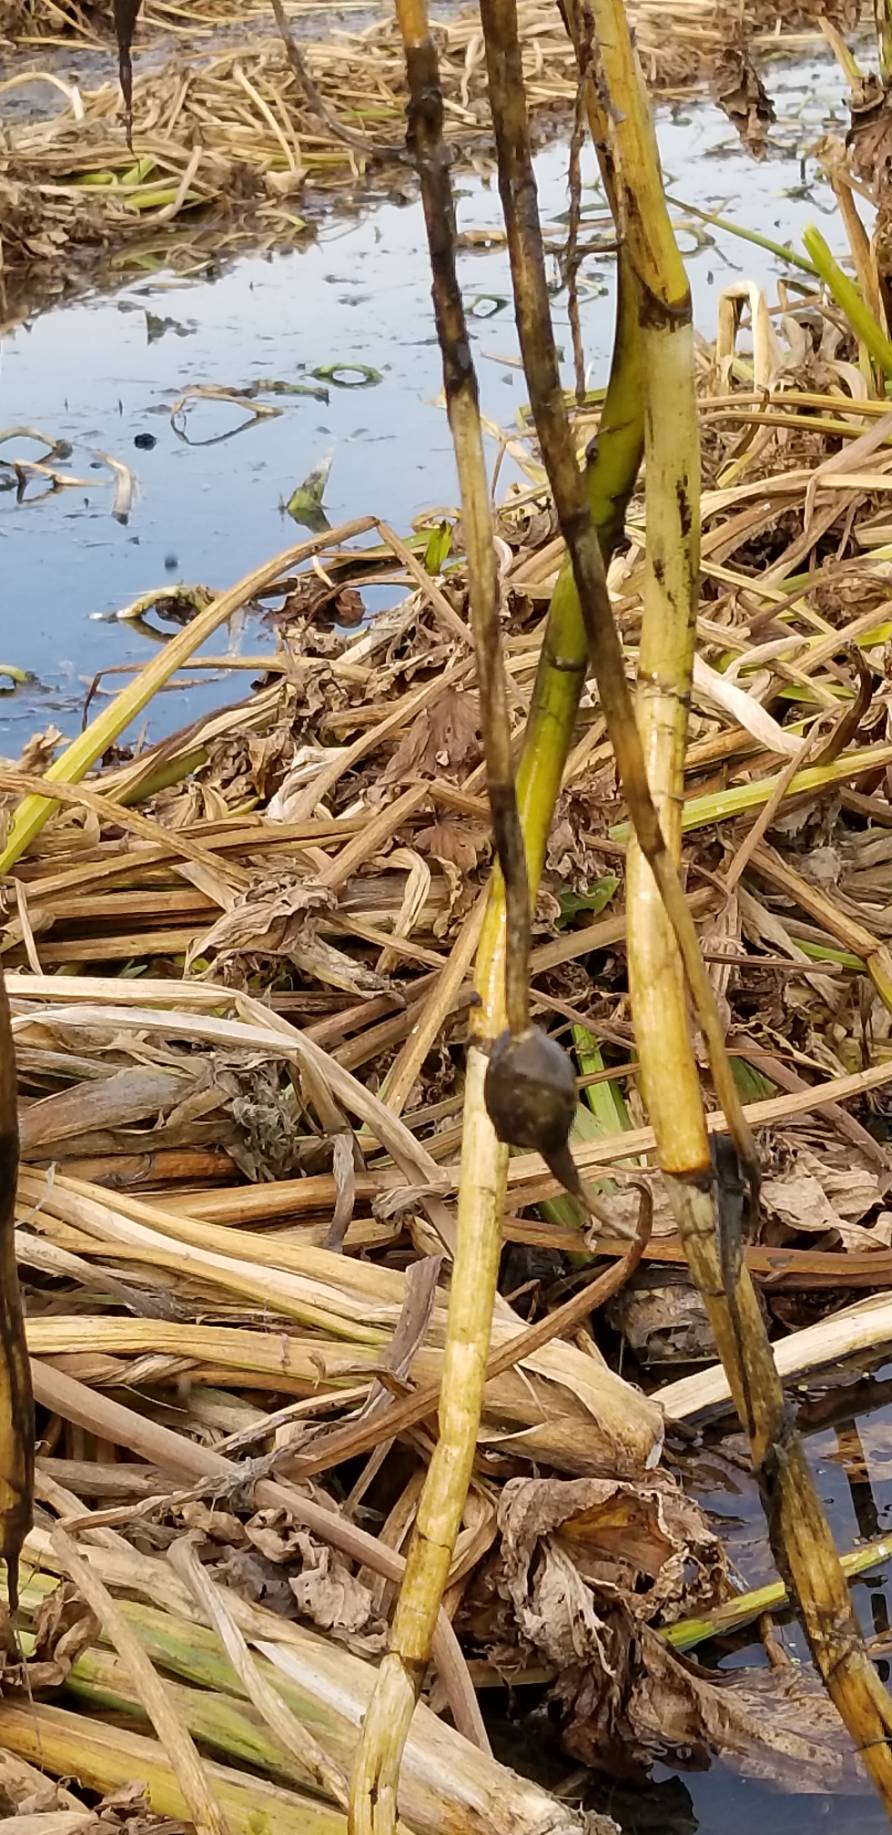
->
[710,45,775,159]
[416,818,486,873]
[383,688,479,782]
[847,76,892,200]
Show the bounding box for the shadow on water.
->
[675,1361,892,1832]
[0,49,851,746]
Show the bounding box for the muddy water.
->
[492,1361,892,1834]
[0,50,849,742]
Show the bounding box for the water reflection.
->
[0,53,849,745]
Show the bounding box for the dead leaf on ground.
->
[382,688,480,781]
[415,818,488,873]
[608,1278,717,1366]
[847,77,892,196]
[496,1476,865,1791]
[761,1147,889,1250]
[245,1509,385,1650]
[288,1533,387,1652]
[188,879,396,1001]
[565,1622,866,1793]
[498,1473,727,1633]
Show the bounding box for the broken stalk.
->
[0,968,33,1618]
[481,0,892,1806]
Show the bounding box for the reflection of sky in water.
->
[0,53,851,742]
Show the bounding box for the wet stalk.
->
[479,0,754,1179]
[509,0,892,1804]
[348,0,530,1824]
[579,0,892,1805]
[348,16,644,1826]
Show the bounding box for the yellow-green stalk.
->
[349,0,530,1817]
[0,521,376,874]
[350,55,643,1833]
[582,0,892,1809]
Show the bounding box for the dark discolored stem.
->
[399,0,530,1038]
[478,0,757,1187]
[113,0,142,149]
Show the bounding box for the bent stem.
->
[390,0,530,1041]
[569,0,892,1810]
[479,0,754,1183]
[475,247,643,1008]
[349,64,643,1835]
[349,0,530,1825]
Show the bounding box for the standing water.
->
[0,51,850,740]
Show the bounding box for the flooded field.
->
[1,50,848,741]
[3,22,889,1835]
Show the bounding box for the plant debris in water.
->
[0,0,848,326]
[6,4,892,1831]
[4,255,892,1811]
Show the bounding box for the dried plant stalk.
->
[349,0,530,1818]
[478,0,753,1183]
[52,1524,228,1835]
[0,519,377,876]
[566,0,892,1810]
[347,6,650,1825]
[392,0,531,1037]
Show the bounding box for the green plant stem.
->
[803,225,892,379]
[666,1531,892,1654]
[664,194,819,275]
[350,172,643,1835]
[479,0,755,1180]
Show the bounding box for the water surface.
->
[0,50,851,742]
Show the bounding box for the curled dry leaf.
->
[496,1476,864,1790]
[761,1148,889,1250]
[288,1534,386,1652]
[607,1278,718,1366]
[710,44,775,158]
[244,1506,311,1564]
[567,1623,867,1793]
[189,881,392,997]
[33,1581,98,1680]
[190,877,333,961]
[244,1508,385,1649]
[847,75,892,198]
[16,726,63,776]
[498,1473,727,1636]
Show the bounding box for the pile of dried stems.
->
[3,266,892,1820]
